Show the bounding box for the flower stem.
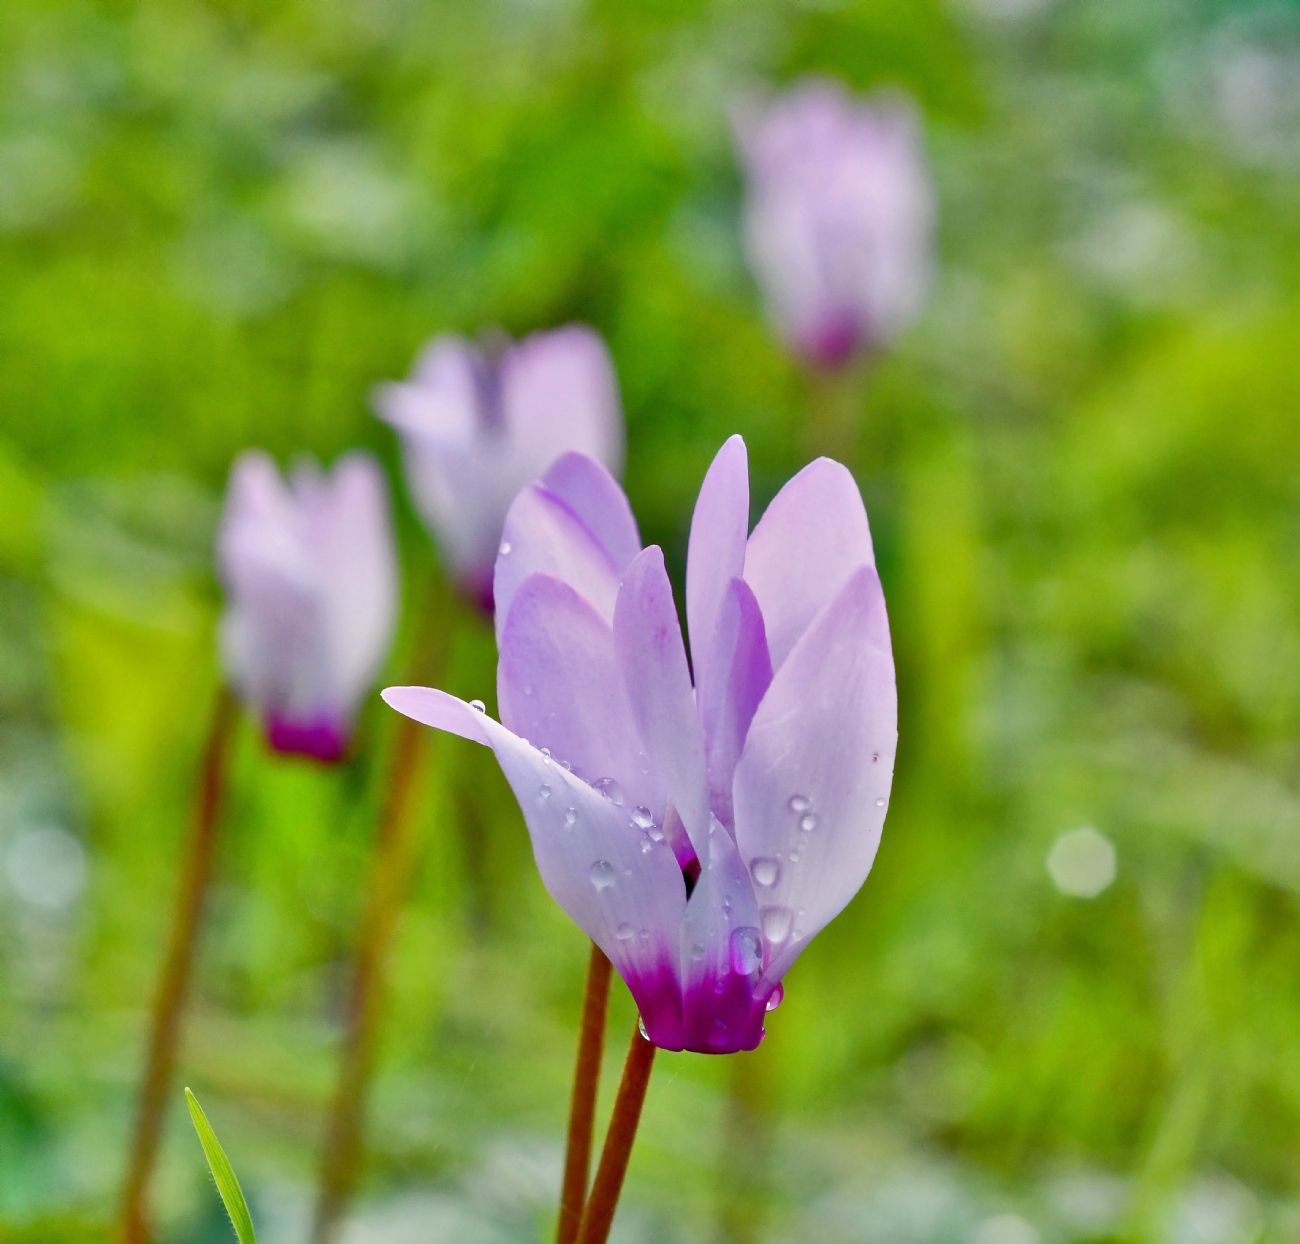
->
[556,943,613,1244]
[119,686,238,1244]
[310,708,430,1244]
[575,1021,657,1244]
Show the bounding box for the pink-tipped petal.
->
[493,483,622,645]
[382,687,687,1011]
[699,578,773,831]
[614,548,712,857]
[541,453,641,575]
[686,435,750,687]
[498,573,664,814]
[679,819,767,1053]
[733,565,896,987]
[742,457,875,671]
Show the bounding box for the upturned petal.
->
[742,456,875,671]
[494,483,623,644]
[733,565,896,987]
[686,434,749,688]
[540,452,642,575]
[614,548,712,857]
[497,572,663,816]
[382,687,686,1041]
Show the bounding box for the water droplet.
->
[761,906,793,945]
[639,927,650,940]
[710,1020,729,1047]
[538,784,552,803]
[469,699,486,713]
[647,825,665,842]
[592,777,624,805]
[638,1016,649,1040]
[616,922,635,940]
[589,860,616,890]
[789,794,810,813]
[640,837,654,854]
[729,926,763,976]
[564,807,577,827]
[631,806,655,829]
[540,747,552,767]
[871,752,879,763]
[690,942,706,961]
[874,797,886,808]
[524,685,533,696]
[799,813,818,832]
[751,857,780,888]
[499,541,512,555]
[765,983,785,1011]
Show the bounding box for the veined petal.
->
[614,548,711,858]
[742,457,875,671]
[686,435,749,688]
[732,566,895,987]
[494,483,622,645]
[382,687,686,1020]
[679,819,767,1053]
[497,572,663,815]
[699,578,772,831]
[541,453,641,575]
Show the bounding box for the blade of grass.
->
[185,1088,257,1244]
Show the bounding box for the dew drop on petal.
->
[631,806,655,829]
[499,541,512,556]
[761,906,793,945]
[616,922,634,940]
[559,759,572,771]
[593,777,623,805]
[589,860,616,890]
[751,857,780,888]
[469,699,486,713]
[640,837,654,854]
[647,825,665,842]
[871,752,879,763]
[874,797,886,808]
[765,983,785,1011]
[524,685,533,696]
[729,926,763,976]
[564,807,577,827]
[690,942,706,961]
[639,927,650,940]
[799,813,818,832]
[638,1015,649,1040]
[538,784,551,803]
[789,794,810,813]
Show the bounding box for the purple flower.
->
[372,325,624,611]
[218,450,399,763]
[735,77,935,369]
[383,436,895,1053]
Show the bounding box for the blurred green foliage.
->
[4,0,1300,1242]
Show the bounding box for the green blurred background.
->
[4,0,1300,1241]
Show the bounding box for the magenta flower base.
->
[266,714,349,764]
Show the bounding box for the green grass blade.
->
[185,1088,257,1244]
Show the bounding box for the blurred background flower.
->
[3,0,1300,1242]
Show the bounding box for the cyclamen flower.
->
[384,436,896,1053]
[372,325,624,611]
[736,76,935,369]
[218,450,399,763]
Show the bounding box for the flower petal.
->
[493,483,622,645]
[679,819,767,1053]
[614,547,712,857]
[540,452,641,575]
[686,435,749,686]
[382,686,686,1013]
[497,572,664,815]
[699,577,772,831]
[732,565,896,987]
[742,457,875,671]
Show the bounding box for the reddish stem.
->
[575,1022,657,1244]
[556,944,613,1244]
[310,710,429,1244]
[119,686,238,1244]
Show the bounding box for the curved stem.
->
[119,686,238,1244]
[310,710,429,1244]
[556,944,613,1244]
[575,1022,657,1244]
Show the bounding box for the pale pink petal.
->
[614,547,712,856]
[742,456,875,671]
[732,566,896,987]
